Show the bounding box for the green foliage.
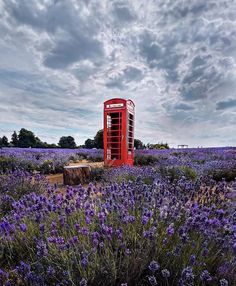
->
[94,129,103,149]
[2,129,61,148]
[84,138,95,149]
[18,128,37,148]
[76,152,88,160]
[58,136,76,149]
[114,173,136,183]
[210,168,236,182]
[134,139,144,149]
[40,160,54,174]
[0,156,36,174]
[0,157,17,173]
[34,137,48,148]
[159,166,197,182]
[134,154,159,166]
[84,129,103,149]
[0,136,9,147]
[180,166,197,180]
[39,160,65,174]
[11,131,18,147]
[147,142,170,149]
[47,143,58,148]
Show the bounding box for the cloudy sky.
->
[0,0,236,147]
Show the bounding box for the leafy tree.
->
[155,142,169,149]
[58,136,76,149]
[18,128,37,148]
[47,143,58,148]
[11,131,18,147]
[34,137,48,148]
[94,129,103,149]
[148,142,169,149]
[84,139,95,149]
[134,139,144,149]
[0,136,9,147]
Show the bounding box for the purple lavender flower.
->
[16,261,31,276]
[220,279,229,286]
[232,242,236,255]
[92,238,99,247]
[98,211,106,223]
[166,223,174,236]
[189,254,196,265]
[47,266,56,276]
[74,223,80,232]
[148,261,160,273]
[39,223,45,233]
[81,227,89,236]
[19,223,27,232]
[200,270,212,282]
[0,268,9,279]
[142,215,149,225]
[36,240,48,258]
[202,248,209,257]
[161,269,170,278]
[125,249,131,256]
[180,266,194,284]
[99,242,104,248]
[148,275,157,286]
[81,257,88,268]
[80,278,87,286]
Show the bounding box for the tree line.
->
[0,128,169,149]
[0,128,103,149]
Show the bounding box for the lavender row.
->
[1,148,236,179]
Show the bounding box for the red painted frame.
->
[104,98,135,167]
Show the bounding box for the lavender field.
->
[0,147,236,286]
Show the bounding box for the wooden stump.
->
[63,165,91,185]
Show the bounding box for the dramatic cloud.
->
[0,0,236,147]
[216,99,236,110]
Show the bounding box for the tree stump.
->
[63,165,91,185]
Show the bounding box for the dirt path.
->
[68,159,104,168]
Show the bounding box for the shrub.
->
[38,160,65,174]
[0,156,17,173]
[40,160,54,174]
[159,166,197,181]
[68,155,79,162]
[180,166,197,181]
[0,156,36,174]
[76,152,88,160]
[134,155,159,166]
[115,173,136,183]
[210,168,236,182]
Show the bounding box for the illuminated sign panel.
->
[106,103,124,108]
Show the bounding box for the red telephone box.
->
[104,98,135,167]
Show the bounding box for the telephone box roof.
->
[104,98,135,106]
